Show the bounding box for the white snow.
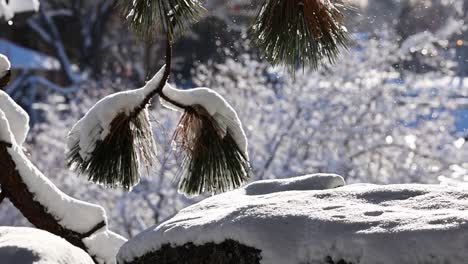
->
[84,229,127,264]
[161,84,249,158]
[0,90,29,145]
[0,0,39,20]
[0,108,14,144]
[0,53,10,77]
[0,227,93,264]
[245,173,345,195]
[118,174,468,264]
[67,66,165,162]
[0,0,13,20]
[9,0,40,14]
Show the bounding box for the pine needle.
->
[118,0,206,40]
[173,106,250,196]
[67,110,157,190]
[251,0,350,73]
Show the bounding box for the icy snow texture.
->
[0,227,93,264]
[0,92,126,263]
[0,90,29,145]
[68,66,165,161]
[84,229,127,264]
[162,84,249,158]
[118,174,468,264]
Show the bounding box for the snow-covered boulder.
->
[0,227,93,264]
[118,174,468,264]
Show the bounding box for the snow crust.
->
[118,174,468,264]
[162,84,248,158]
[0,90,30,145]
[0,227,93,264]
[67,66,165,161]
[84,229,127,264]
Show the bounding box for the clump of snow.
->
[0,0,39,20]
[67,66,165,161]
[0,0,13,20]
[0,90,29,145]
[0,108,14,144]
[245,173,345,195]
[84,229,127,264]
[9,0,40,14]
[0,227,93,264]
[118,174,468,264]
[0,53,10,77]
[161,84,249,158]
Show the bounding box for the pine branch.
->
[118,0,205,40]
[173,106,250,195]
[0,141,100,263]
[251,0,350,73]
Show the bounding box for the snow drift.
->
[118,174,468,264]
[0,227,93,264]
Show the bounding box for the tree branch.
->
[0,141,106,263]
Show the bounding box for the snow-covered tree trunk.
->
[0,142,104,256]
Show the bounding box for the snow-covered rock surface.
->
[0,227,93,264]
[67,66,164,162]
[118,174,468,264]
[162,84,248,158]
[0,90,29,145]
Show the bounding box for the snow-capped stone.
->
[67,66,165,161]
[161,84,248,158]
[0,227,93,264]
[118,174,468,264]
[0,90,29,145]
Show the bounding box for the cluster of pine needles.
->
[119,0,205,39]
[173,105,250,195]
[251,0,349,72]
[67,111,156,190]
